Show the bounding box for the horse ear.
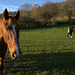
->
[3,8,9,20]
[14,10,20,20]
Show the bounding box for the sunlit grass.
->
[4,25,75,75]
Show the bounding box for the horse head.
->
[0,8,21,59]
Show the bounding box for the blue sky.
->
[0,0,66,14]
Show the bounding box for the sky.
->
[0,0,66,14]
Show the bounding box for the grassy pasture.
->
[4,25,75,75]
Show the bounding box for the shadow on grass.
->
[4,52,75,75]
[20,23,72,31]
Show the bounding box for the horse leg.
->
[67,33,70,38]
[67,31,72,38]
[0,45,7,75]
[0,58,4,75]
[69,31,72,38]
[67,32,71,38]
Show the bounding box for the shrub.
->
[51,17,57,26]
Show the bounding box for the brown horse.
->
[0,8,21,75]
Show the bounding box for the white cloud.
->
[0,4,19,13]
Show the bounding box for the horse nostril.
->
[12,53,16,58]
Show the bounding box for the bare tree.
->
[20,4,32,12]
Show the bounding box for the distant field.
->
[4,25,75,75]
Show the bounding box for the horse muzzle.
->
[11,53,20,59]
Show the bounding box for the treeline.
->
[18,0,75,28]
[1,0,75,28]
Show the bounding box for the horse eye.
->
[8,26,12,30]
[5,23,7,25]
[6,28,8,30]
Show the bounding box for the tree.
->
[41,2,51,19]
[31,4,41,19]
[19,4,32,18]
[20,4,32,12]
[60,0,75,18]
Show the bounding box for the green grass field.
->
[4,25,75,75]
